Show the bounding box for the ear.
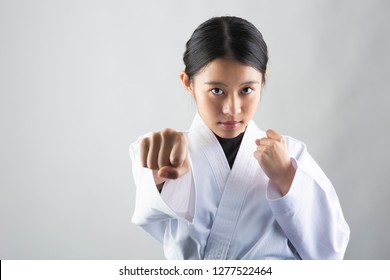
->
[261,69,268,87]
[179,71,194,97]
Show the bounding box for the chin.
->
[215,129,242,139]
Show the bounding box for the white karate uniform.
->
[129,114,350,259]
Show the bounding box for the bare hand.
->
[140,128,190,187]
[254,129,296,196]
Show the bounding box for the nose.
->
[222,94,241,115]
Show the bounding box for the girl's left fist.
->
[254,129,296,196]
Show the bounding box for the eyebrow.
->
[204,81,259,87]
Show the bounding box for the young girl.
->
[129,16,350,260]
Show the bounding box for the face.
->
[181,58,263,138]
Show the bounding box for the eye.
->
[241,87,253,94]
[211,88,224,95]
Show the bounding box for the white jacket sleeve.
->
[266,137,350,260]
[129,135,195,238]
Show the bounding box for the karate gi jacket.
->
[129,113,350,259]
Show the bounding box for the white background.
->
[0,0,389,259]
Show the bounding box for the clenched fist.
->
[140,128,190,188]
[254,129,296,196]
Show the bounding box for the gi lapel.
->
[188,113,231,193]
[202,118,263,259]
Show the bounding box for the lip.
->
[218,120,242,130]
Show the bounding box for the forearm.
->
[267,167,350,259]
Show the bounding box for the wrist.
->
[272,163,296,196]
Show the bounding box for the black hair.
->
[183,16,268,84]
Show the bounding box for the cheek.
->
[196,96,220,115]
[244,94,260,113]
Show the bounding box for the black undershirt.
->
[215,132,245,169]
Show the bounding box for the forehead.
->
[194,58,263,84]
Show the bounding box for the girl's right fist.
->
[139,128,190,184]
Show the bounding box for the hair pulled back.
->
[183,16,268,83]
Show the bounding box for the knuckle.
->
[175,132,187,145]
[140,137,149,149]
[171,156,181,166]
[161,128,174,137]
[151,132,162,143]
[254,151,262,160]
[147,159,158,170]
